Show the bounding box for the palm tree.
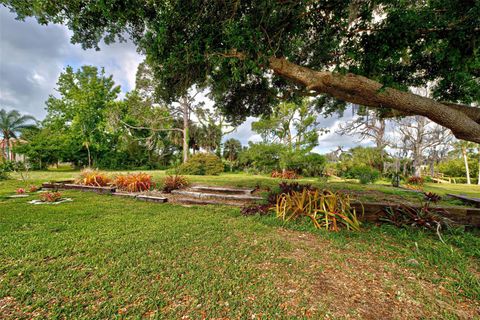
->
[223,138,242,172]
[453,140,476,184]
[0,109,36,161]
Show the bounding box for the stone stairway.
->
[171,185,263,206]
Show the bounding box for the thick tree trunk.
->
[462,146,471,185]
[478,147,480,185]
[268,57,480,143]
[182,97,189,163]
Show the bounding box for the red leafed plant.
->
[40,192,62,203]
[29,185,39,192]
[271,170,298,179]
[77,169,111,186]
[162,175,189,193]
[115,173,154,192]
[16,188,26,194]
[407,176,424,185]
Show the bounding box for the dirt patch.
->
[269,229,479,319]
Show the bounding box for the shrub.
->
[16,188,26,194]
[0,161,14,180]
[162,175,189,193]
[391,173,401,187]
[267,182,316,205]
[380,202,452,237]
[176,153,224,175]
[275,189,362,231]
[29,185,39,192]
[77,169,111,186]
[450,177,479,184]
[271,170,298,179]
[407,176,424,185]
[238,142,285,173]
[424,192,441,203]
[40,191,62,203]
[299,153,326,177]
[350,166,380,184]
[115,173,154,192]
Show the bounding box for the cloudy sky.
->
[0,6,371,153]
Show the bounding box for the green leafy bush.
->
[451,177,479,184]
[282,152,326,177]
[0,161,14,180]
[438,158,478,178]
[176,153,223,175]
[238,142,285,173]
[301,153,326,177]
[350,166,380,184]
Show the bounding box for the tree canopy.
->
[3,0,480,142]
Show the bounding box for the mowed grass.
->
[1,171,479,319]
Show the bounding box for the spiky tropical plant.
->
[0,109,36,160]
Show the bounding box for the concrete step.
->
[190,185,254,195]
[175,198,243,206]
[171,189,263,201]
[136,195,168,203]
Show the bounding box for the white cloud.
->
[0,7,144,119]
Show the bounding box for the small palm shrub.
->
[77,169,111,186]
[162,175,189,193]
[275,189,362,231]
[115,173,154,192]
[176,153,224,175]
[40,191,62,203]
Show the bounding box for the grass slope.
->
[0,171,479,319]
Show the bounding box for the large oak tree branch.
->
[268,57,480,143]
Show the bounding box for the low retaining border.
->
[62,184,116,194]
[352,201,480,227]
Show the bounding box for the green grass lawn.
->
[1,171,479,319]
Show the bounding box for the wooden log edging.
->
[352,201,480,227]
